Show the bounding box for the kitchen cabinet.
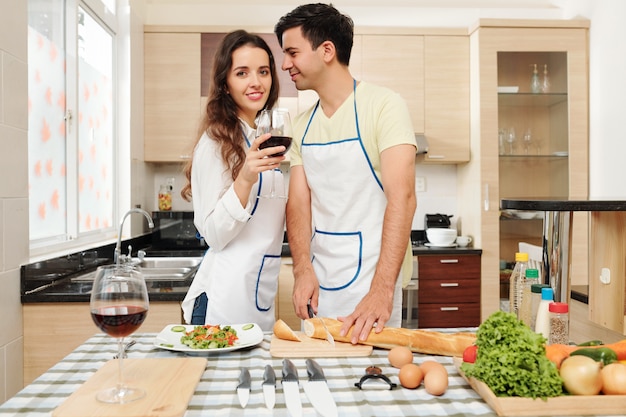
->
[459,19,589,319]
[357,35,425,134]
[277,257,300,329]
[417,253,481,328]
[144,32,202,162]
[23,302,182,385]
[422,36,470,163]
[352,34,470,163]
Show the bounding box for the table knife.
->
[282,359,303,417]
[262,364,276,409]
[303,358,338,417]
[236,367,251,408]
[307,304,335,346]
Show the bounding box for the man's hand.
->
[338,287,393,344]
[292,268,320,320]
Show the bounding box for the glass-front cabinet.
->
[459,20,589,320]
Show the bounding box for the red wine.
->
[91,305,148,338]
[259,135,292,157]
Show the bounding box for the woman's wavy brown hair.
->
[181,30,279,201]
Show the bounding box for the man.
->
[275,3,417,343]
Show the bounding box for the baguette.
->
[303,317,475,357]
[273,319,301,342]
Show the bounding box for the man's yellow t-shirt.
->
[289,81,417,286]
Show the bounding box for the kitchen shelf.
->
[498,92,567,107]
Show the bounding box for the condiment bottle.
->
[530,63,541,93]
[534,287,554,340]
[519,268,539,328]
[530,283,551,331]
[548,302,569,345]
[541,64,551,93]
[509,252,529,319]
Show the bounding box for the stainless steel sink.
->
[71,257,202,282]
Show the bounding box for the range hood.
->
[415,134,429,155]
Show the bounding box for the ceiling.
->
[145,0,561,8]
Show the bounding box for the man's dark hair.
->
[274,3,354,66]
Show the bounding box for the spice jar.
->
[548,302,569,345]
[158,184,172,211]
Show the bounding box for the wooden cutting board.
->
[270,331,373,357]
[53,358,206,417]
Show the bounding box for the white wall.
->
[0,0,28,401]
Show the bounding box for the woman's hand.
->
[233,133,285,206]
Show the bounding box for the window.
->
[28,0,118,254]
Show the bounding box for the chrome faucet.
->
[114,208,154,265]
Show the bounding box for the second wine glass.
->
[90,264,149,404]
[256,108,292,199]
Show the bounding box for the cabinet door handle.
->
[439,259,459,264]
[440,283,459,287]
[427,154,445,160]
[440,307,459,311]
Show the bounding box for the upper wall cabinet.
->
[352,34,469,163]
[144,33,202,162]
[423,36,470,163]
[144,29,469,164]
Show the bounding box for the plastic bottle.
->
[530,283,551,331]
[548,302,569,345]
[530,63,541,93]
[535,287,554,340]
[519,268,540,327]
[509,252,529,318]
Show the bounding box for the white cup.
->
[456,236,472,247]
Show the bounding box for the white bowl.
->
[426,228,458,246]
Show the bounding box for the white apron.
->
[301,80,403,326]
[181,135,286,332]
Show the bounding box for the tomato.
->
[463,345,478,363]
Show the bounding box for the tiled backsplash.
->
[148,162,459,230]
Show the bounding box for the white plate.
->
[425,242,457,248]
[154,323,263,355]
[497,86,519,93]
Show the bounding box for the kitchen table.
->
[2,332,624,417]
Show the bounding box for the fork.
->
[113,339,136,359]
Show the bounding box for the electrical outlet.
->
[415,176,426,192]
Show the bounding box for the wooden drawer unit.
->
[417,254,481,328]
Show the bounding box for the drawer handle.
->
[440,307,459,311]
[439,259,459,264]
[440,283,459,287]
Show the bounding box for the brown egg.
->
[398,363,424,389]
[422,363,448,396]
[419,360,445,375]
[388,346,414,368]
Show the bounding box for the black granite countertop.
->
[22,230,482,303]
[501,198,626,211]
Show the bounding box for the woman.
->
[180,30,287,331]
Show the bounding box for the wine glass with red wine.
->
[90,264,149,403]
[256,108,292,199]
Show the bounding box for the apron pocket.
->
[311,229,362,290]
[255,254,281,311]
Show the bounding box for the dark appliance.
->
[150,211,207,253]
[424,213,453,229]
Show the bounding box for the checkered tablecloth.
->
[1,331,622,417]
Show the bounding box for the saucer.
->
[425,243,457,248]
